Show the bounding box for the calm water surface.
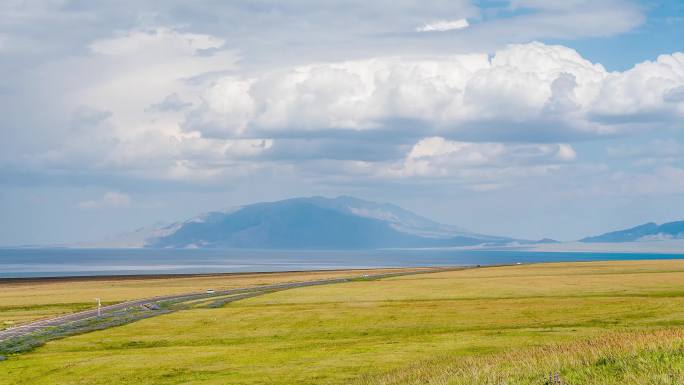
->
[1,248,683,278]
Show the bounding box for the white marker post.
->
[95,298,101,317]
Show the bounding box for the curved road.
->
[0,268,457,343]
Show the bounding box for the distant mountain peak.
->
[123,195,514,249]
[581,220,684,243]
[535,238,560,244]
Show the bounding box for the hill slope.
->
[143,196,513,249]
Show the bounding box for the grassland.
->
[3,260,684,384]
[0,268,410,330]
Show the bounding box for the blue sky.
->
[1,0,683,245]
[562,0,683,70]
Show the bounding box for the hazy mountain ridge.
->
[580,220,684,243]
[142,196,516,249]
[98,197,684,250]
[302,196,475,238]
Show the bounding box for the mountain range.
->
[105,196,684,250]
[116,196,526,249]
[580,221,684,243]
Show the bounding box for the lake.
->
[1,248,684,278]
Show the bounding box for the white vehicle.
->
[206,289,215,294]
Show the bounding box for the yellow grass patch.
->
[2,260,684,384]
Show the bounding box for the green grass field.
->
[3,260,684,384]
[0,269,406,330]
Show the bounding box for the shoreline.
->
[5,254,684,282]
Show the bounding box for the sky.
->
[1,0,683,245]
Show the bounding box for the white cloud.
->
[5,27,276,182]
[556,144,577,161]
[3,22,681,194]
[5,32,683,191]
[591,53,684,118]
[192,42,684,141]
[20,35,676,188]
[77,192,132,209]
[416,19,469,32]
[389,137,576,179]
[75,27,237,136]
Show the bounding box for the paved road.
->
[0,268,455,342]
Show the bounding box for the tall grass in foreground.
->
[357,329,684,385]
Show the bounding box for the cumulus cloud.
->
[190,42,684,141]
[7,34,682,191]
[77,192,131,209]
[388,137,576,179]
[590,53,684,120]
[2,27,276,182]
[416,19,469,32]
[288,136,579,193]
[0,1,653,190]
